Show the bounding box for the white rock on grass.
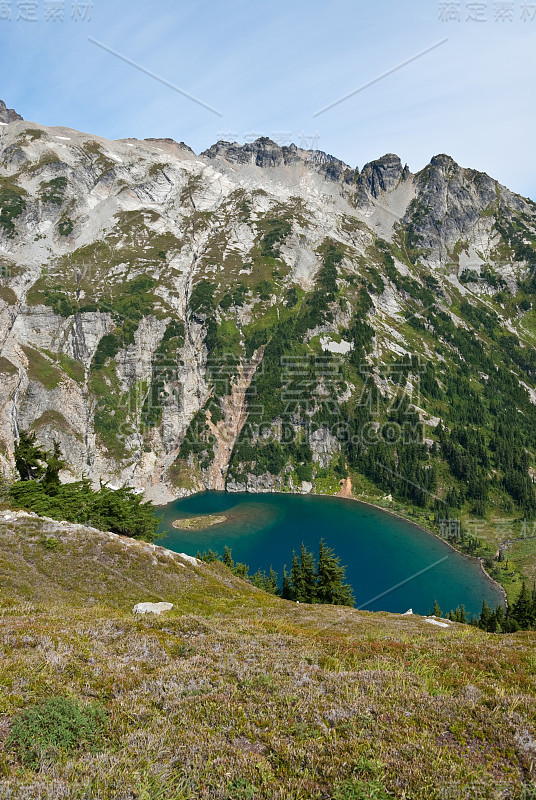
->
[178,553,200,565]
[132,602,173,615]
[424,618,450,628]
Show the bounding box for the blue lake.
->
[158,491,504,616]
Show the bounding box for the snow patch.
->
[320,336,353,354]
[104,151,123,163]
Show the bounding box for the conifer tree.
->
[291,545,317,603]
[493,604,506,632]
[316,540,354,607]
[268,566,279,594]
[14,431,46,481]
[282,566,293,600]
[512,581,533,629]
[531,583,536,615]
[42,440,66,494]
[479,600,492,631]
[223,546,234,570]
[487,611,498,633]
[290,553,304,600]
[232,560,251,580]
[250,566,280,595]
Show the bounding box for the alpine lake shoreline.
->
[157,482,511,612]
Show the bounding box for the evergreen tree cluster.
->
[8,431,160,542]
[197,541,355,607]
[437,580,536,633]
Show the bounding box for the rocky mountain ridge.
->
[0,104,535,523]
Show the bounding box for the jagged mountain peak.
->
[429,153,460,169]
[202,136,351,178]
[357,153,410,200]
[365,152,404,168]
[0,100,23,124]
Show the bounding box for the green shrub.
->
[43,288,77,317]
[295,463,313,482]
[232,283,248,306]
[58,218,74,236]
[142,319,185,428]
[219,293,233,311]
[92,333,121,368]
[256,279,273,300]
[333,778,390,800]
[285,286,298,307]
[40,177,67,205]
[0,187,26,237]
[22,128,43,141]
[40,534,59,551]
[459,268,480,284]
[261,217,291,258]
[10,478,160,541]
[190,279,216,315]
[366,266,385,294]
[6,696,107,769]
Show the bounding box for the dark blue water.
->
[158,492,504,616]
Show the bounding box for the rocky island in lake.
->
[172,514,227,531]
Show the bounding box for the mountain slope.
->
[0,511,535,799]
[1,108,536,583]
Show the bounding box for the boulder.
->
[132,602,173,615]
[424,618,450,628]
[178,553,200,565]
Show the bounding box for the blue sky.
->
[1,0,534,197]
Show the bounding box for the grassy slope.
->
[0,514,535,799]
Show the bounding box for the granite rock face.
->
[357,153,408,200]
[202,138,351,179]
[399,153,530,263]
[0,100,23,124]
